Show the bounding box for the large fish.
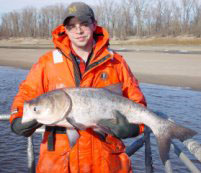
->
[22,84,197,164]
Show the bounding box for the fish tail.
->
[155,120,197,164]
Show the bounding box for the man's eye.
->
[81,23,89,27]
[68,25,75,30]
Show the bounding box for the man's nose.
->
[75,25,84,33]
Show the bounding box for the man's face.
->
[65,17,96,49]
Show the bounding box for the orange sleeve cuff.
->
[9,107,23,123]
[139,124,145,134]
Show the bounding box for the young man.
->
[10,2,146,172]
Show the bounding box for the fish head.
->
[22,89,72,125]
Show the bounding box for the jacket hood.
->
[52,24,110,58]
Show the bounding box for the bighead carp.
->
[22,84,197,164]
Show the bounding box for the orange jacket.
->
[10,25,146,173]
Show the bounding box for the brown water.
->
[0,66,201,172]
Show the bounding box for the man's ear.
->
[94,20,97,25]
[64,26,69,35]
[92,20,97,31]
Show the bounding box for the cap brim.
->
[63,15,92,26]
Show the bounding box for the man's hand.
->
[11,117,42,137]
[97,111,141,139]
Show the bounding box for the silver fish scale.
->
[64,88,154,128]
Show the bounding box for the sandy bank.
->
[0,45,201,91]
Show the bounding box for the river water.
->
[0,66,201,172]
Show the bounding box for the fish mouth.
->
[21,103,32,124]
[21,114,30,124]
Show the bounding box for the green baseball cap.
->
[63,2,95,26]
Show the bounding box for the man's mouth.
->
[76,36,86,41]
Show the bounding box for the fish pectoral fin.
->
[66,129,80,148]
[55,118,73,128]
[66,117,86,130]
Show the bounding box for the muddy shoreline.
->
[1,45,201,91]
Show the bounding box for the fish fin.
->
[66,117,87,130]
[66,119,106,141]
[170,122,197,142]
[93,128,106,141]
[155,120,197,165]
[156,135,171,164]
[104,83,122,96]
[66,129,80,148]
[96,122,114,135]
[96,110,123,136]
[56,118,75,128]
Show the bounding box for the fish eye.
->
[33,107,37,112]
[33,106,41,114]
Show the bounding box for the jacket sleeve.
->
[118,57,147,107]
[10,56,48,137]
[118,56,147,135]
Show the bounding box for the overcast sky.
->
[0,0,97,14]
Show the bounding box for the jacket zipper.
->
[82,54,111,80]
[57,48,81,87]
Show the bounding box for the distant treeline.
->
[0,0,201,39]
